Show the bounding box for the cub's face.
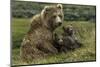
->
[54,33,63,45]
[63,25,74,36]
[43,4,64,29]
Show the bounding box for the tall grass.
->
[12,18,96,66]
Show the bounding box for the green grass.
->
[12,18,96,66]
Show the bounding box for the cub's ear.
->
[62,26,65,30]
[54,33,57,37]
[57,4,63,9]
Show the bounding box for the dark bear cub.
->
[62,25,82,50]
[54,25,82,52]
[53,33,63,52]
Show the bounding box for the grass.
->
[11,18,96,66]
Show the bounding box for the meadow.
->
[12,18,96,66]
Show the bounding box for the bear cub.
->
[54,25,82,52]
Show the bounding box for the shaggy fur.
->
[20,4,64,61]
[54,25,82,53]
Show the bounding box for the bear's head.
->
[54,33,63,46]
[63,25,74,36]
[41,4,64,31]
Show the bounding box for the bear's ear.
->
[44,6,51,12]
[57,4,63,9]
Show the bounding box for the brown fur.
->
[61,25,82,52]
[53,25,82,53]
[20,4,64,62]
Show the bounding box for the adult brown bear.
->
[20,4,64,61]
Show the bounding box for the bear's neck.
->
[40,14,55,32]
[42,24,54,32]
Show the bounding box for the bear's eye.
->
[52,15,56,18]
[59,15,62,18]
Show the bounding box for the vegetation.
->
[11,1,96,21]
[12,18,96,66]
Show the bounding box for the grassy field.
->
[11,18,96,66]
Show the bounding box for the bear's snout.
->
[58,22,62,26]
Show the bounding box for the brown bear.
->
[62,25,82,51]
[20,4,64,62]
[53,33,63,52]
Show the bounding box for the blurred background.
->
[11,1,96,21]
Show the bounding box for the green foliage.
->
[12,18,30,48]
[11,1,96,21]
[12,18,96,66]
